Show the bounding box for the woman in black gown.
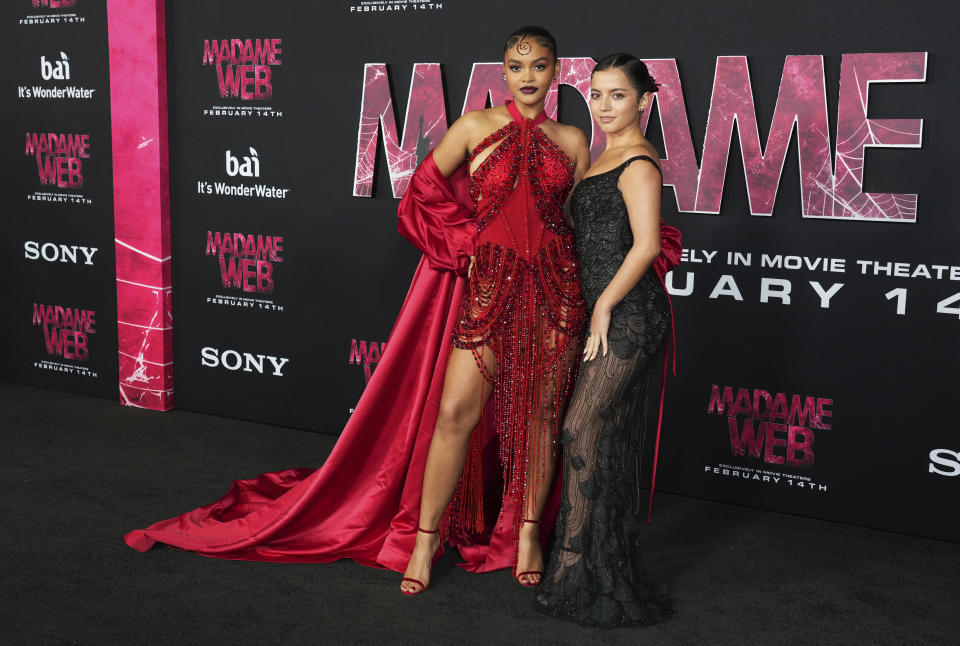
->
[535,53,676,627]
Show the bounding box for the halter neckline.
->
[506,100,547,127]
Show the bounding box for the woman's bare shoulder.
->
[545,121,588,147]
[458,106,509,133]
[618,143,660,165]
[542,121,589,164]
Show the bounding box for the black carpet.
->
[1,381,957,646]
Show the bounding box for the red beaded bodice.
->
[469,101,576,257]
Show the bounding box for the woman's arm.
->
[583,157,662,361]
[430,113,479,177]
[562,127,591,228]
[433,112,480,276]
[398,113,486,276]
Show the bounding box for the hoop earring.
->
[502,73,506,81]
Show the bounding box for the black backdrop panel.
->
[0,0,118,398]
[167,1,959,541]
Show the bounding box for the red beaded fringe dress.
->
[445,101,586,561]
[124,101,584,574]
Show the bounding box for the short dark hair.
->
[504,25,557,59]
[593,53,659,95]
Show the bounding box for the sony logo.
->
[929,449,960,477]
[200,346,288,376]
[24,241,97,265]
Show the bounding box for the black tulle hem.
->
[533,594,677,629]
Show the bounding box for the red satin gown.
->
[125,100,585,574]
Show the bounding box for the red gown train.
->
[125,101,585,573]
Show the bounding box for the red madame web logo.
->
[707,385,833,468]
[349,340,386,384]
[202,39,282,99]
[32,303,95,361]
[25,132,88,188]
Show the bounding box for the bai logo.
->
[929,449,960,477]
[200,346,289,376]
[198,147,288,198]
[226,147,259,178]
[41,52,70,80]
[24,241,97,265]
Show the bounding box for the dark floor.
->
[1,381,957,646]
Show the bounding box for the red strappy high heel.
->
[513,518,542,587]
[400,527,440,596]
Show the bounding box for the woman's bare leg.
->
[400,346,494,594]
[515,448,557,585]
[516,330,578,585]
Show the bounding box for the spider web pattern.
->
[115,239,173,410]
[352,53,925,221]
[353,63,447,198]
[646,53,925,220]
[816,52,926,221]
[358,58,605,200]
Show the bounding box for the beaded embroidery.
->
[447,103,586,556]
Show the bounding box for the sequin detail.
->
[469,119,575,237]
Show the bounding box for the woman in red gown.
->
[400,26,590,593]
[125,25,590,595]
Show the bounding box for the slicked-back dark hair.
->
[504,25,557,60]
[593,53,659,96]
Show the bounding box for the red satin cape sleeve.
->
[397,152,476,277]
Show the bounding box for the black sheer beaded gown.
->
[535,155,675,627]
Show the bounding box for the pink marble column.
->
[106,0,173,410]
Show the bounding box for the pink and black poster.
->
[1,0,118,398]
[0,0,955,542]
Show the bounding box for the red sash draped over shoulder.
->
[124,153,480,572]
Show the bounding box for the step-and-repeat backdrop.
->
[1,1,118,398]
[1,1,955,542]
[165,0,958,542]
